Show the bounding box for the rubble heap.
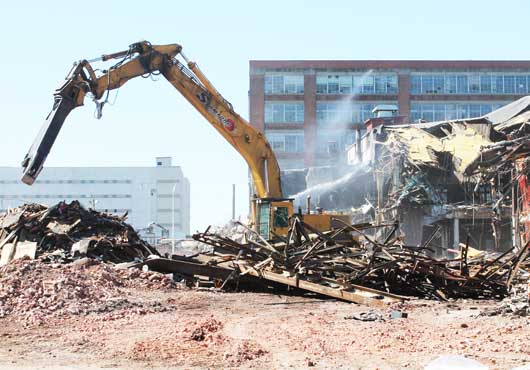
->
[0,201,159,265]
[0,256,175,325]
[483,283,530,316]
[192,216,530,302]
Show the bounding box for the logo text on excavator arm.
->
[197,92,235,131]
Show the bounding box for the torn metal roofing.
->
[374,96,530,181]
[493,110,530,132]
[485,96,530,126]
[385,123,492,181]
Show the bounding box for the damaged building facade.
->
[249,60,530,170]
[347,98,530,256]
[249,60,530,255]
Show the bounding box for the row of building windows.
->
[316,74,398,95]
[410,102,507,122]
[264,73,530,96]
[264,102,304,123]
[315,129,356,154]
[316,102,388,124]
[0,194,132,199]
[264,130,358,154]
[265,131,305,153]
[265,73,398,95]
[264,75,304,94]
[0,179,133,185]
[410,74,530,95]
[264,101,508,124]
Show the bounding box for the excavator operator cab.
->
[253,198,293,240]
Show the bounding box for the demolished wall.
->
[346,97,530,255]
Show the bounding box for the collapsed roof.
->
[377,95,530,181]
[385,123,491,182]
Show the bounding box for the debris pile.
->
[343,97,530,253]
[482,283,530,316]
[226,341,268,365]
[190,317,223,341]
[0,201,159,265]
[0,256,175,325]
[190,216,530,304]
[128,316,267,367]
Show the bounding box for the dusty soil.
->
[0,282,529,370]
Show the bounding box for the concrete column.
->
[398,74,410,120]
[249,74,265,132]
[304,73,316,167]
[440,225,448,258]
[453,217,460,249]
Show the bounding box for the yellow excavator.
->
[21,41,344,239]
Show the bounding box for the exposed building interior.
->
[279,98,530,257]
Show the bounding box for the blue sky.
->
[1,0,529,232]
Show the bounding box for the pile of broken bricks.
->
[0,256,176,325]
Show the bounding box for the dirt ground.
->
[0,283,529,370]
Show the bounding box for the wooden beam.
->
[237,261,406,307]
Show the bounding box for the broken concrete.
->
[12,241,37,260]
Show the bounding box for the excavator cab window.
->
[257,202,271,239]
[273,206,289,228]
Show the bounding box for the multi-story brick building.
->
[249,60,530,169]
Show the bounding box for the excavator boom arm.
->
[21,41,283,199]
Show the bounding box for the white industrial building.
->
[0,157,190,242]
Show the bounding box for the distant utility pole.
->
[232,184,236,220]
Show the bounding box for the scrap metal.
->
[344,96,530,253]
[188,216,529,302]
